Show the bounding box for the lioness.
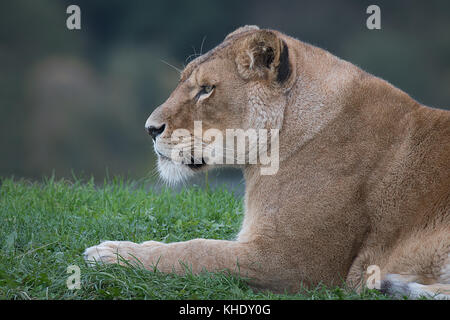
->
[85,26,450,299]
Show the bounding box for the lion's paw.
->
[83,241,137,266]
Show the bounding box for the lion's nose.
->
[146,124,166,140]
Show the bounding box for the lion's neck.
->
[277,49,351,160]
[278,40,421,165]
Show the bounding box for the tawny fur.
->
[85,26,450,299]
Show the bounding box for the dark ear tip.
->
[276,41,291,83]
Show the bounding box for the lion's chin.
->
[157,157,196,186]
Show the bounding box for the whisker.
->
[159,59,182,74]
[200,36,207,55]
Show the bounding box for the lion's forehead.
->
[179,28,261,83]
[180,45,229,82]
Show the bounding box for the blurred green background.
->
[0,0,449,185]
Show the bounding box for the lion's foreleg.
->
[84,239,260,279]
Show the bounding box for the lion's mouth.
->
[157,150,206,170]
[187,157,206,170]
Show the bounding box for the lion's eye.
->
[202,85,214,94]
[196,85,215,100]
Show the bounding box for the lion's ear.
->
[225,25,259,40]
[235,30,291,84]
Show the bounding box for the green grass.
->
[0,177,390,300]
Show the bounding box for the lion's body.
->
[85,26,450,298]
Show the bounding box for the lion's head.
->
[145,26,296,184]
